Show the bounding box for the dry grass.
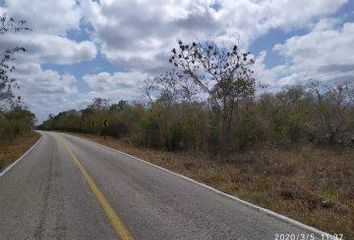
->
[0,131,41,171]
[74,133,354,239]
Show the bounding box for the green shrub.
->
[41,83,354,157]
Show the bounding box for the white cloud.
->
[274,20,354,71]
[83,71,147,102]
[11,63,78,121]
[83,71,147,91]
[81,0,222,71]
[3,0,81,35]
[0,33,97,64]
[0,0,97,65]
[271,19,354,86]
[82,0,347,72]
[14,64,78,95]
[253,18,354,89]
[220,0,348,39]
[253,51,289,87]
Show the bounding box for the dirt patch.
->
[0,131,41,171]
[73,133,354,239]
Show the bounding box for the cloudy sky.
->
[1,0,354,122]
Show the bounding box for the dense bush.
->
[0,106,36,145]
[40,81,354,156]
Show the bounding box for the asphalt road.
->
[0,131,326,240]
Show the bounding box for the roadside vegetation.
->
[0,15,37,167]
[39,39,354,238]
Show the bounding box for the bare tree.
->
[166,39,256,152]
[0,14,30,108]
[88,97,111,112]
[308,80,354,145]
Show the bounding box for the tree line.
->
[39,39,354,154]
[0,15,36,145]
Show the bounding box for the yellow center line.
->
[60,137,134,240]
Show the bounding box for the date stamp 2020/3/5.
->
[274,233,344,240]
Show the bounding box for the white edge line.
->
[63,132,336,240]
[0,131,43,178]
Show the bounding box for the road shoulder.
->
[0,131,41,172]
